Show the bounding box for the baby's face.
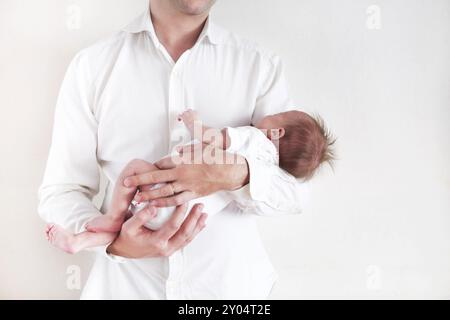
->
[255,110,302,130]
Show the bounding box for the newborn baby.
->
[46,109,335,254]
[179,109,335,180]
[117,108,335,233]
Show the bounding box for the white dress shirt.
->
[38,8,309,299]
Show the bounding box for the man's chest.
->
[94,47,260,162]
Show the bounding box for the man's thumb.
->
[125,206,157,230]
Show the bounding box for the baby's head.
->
[256,110,336,180]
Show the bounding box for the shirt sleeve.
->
[37,52,115,258]
[226,126,249,152]
[228,53,310,216]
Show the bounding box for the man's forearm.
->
[223,158,250,191]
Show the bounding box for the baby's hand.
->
[178,108,199,133]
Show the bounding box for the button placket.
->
[167,51,191,152]
[165,51,191,300]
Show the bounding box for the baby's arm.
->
[179,109,230,150]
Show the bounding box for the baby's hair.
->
[279,112,336,180]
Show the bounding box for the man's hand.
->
[107,203,207,258]
[123,145,250,207]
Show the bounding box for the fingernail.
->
[124,178,131,187]
[198,203,204,211]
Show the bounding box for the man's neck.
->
[150,2,209,62]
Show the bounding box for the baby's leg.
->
[46,224,116,254]
[178,109,229,149]
[86,159,158,232]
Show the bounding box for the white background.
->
[0,0,449,299]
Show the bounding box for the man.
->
[39,0,308,299]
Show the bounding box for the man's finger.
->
[186,212,208,243]
[139,183,156,192]
[155,156,178,169]
[135,182,184,202]
[124,169,177,187]
[150,191,196,207]
[122,206,157,233]
[168,213,208,254]
[176,143,202,155]
[168,204,206,249]
[156,203,188,240]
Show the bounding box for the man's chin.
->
[179,7,210,16]
[175,0,216,16]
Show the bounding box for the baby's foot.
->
[178,109,199,133]
[46,224,79,254]
[85,215,124,233]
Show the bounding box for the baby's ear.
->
[268,128,285,140]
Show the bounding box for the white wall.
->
[0,0,449,299]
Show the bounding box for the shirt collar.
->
[123,7,222,46]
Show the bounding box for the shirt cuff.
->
[246,154,273,202]
[225,154,272,206]
[86,243,128,263]
[227,183,251,203]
